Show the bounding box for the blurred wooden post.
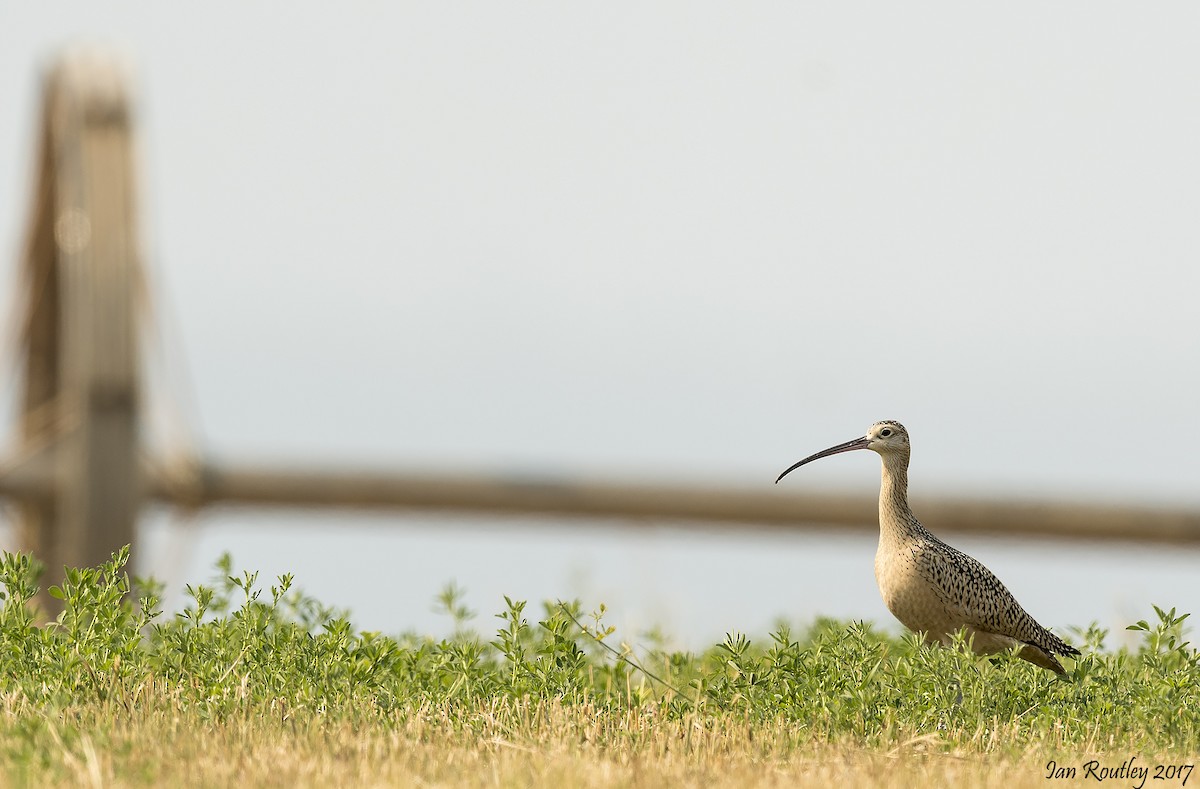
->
[13,52,141,602]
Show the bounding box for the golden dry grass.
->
[6,695,1188,789]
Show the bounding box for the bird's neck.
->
[878,452,920,541]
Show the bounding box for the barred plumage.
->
[777,420,1079,675]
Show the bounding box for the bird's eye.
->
[881,428,892,437]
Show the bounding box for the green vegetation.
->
[0,547,1197,787]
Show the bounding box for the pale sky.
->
[2,4,1198,645]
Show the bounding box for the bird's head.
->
[775,420,910,484]
[865,420,910,454]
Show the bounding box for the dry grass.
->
[1,723,1085,788]
[5,694,1188,789]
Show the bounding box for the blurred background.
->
[1,3,1197,648]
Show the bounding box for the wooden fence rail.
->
[156,464,1200,545]
[82,461,1200,544]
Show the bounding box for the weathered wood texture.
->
[10,52,141,596]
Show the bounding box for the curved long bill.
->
[775,436,870,484]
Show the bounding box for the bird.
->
[775,420,1079,675]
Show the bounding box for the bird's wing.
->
[921,539,1075,656]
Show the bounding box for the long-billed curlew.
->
[776,420,1080,675]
